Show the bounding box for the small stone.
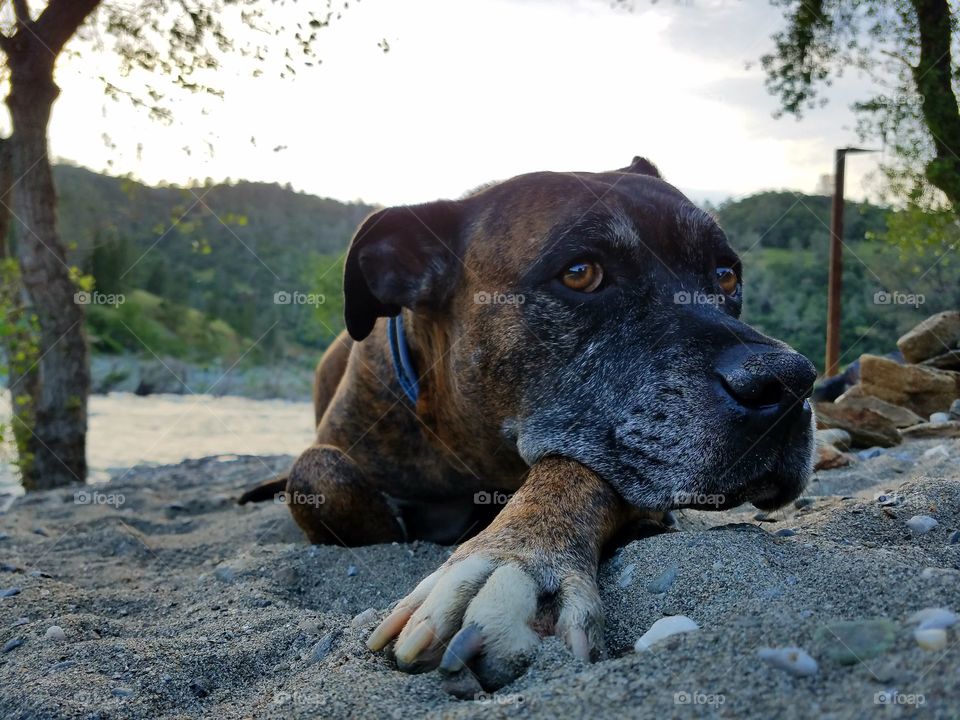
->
[213,565,236,583]
[754,512,777,523]
[950,399,960,420]
[33,527,48,537]
[111,687,135,698]
[350,608,378,627]
[346,565,358,577]
[949,530,960,545]
[0,533,8,541]
[0,587,21,598]
[634,615,699,652]
[44,626,66,642]
[794,497,815,510]
[906,515,938,534]
[816,428,852,450]
[930,412,951,424]
[0,563,19,573]
[757,646,818,676]
[914,628,947,651]
[907,607,957,630]
[774,529,797,538]
[189,679,210,698]
[922,444,950,460]
[815,619,897,665]
[645,565,678,594]
[2,637,24,652]
[857,447,884,461]
[29,570,52,579]
[875,492,902,507]
[48,660,76,672]
[618,563,636,588]
[309,630,341,662]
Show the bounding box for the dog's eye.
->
[716,267,739,296]
[560,261,604,293]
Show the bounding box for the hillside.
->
[19,167,958,394]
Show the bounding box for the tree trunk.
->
[0,137,42,486]
[5,42,88,489]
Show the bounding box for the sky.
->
[34,0,886,207]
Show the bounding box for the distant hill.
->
[34,167,960,382]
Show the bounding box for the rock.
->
[618,563,636,588]
[213,564,236,584]
[907,607,957,630]
[922,350,960,371]
[914,628,948,651]
[834,388,924,428]
[757,647,818,677]
[111,687,135,698]
[902,421,960,440]
[857,447,884,461]
[350,608,378,627]
[645,565,678,594]
[950,530,960,545]
[346,565,358,577]
[950,398,960,420]
[813,401,902,448]
[309,630,341,662]
[875,492,902,507]
[815,619,897,665]
[859,354,960,418]
[0,587,21,598]
[2,637,24,652]
[634,615,699,652]
[922,445,950,460]
[906,515,938,534]
[815,443,854,470]
[44,626,66,642]
[930,412,952,424]
[189,679,210,698]
[896,311,960,364]
[794,497,815,510]
[774,529,797,537]
[816,428,853,450]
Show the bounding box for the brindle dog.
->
[240,156,816,689]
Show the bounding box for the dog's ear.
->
[618,156,661,179]
[343,200,464,341]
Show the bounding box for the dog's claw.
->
[367,606,414,651]
[440,623,484,673]
[394,622,435,665]
[566,627,591,661]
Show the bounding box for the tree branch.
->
[12,0,31,25]
[32,0,101,55]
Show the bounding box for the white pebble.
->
[757,646,818,677]
[929,413,951,425]
[633,615,699,652]
[923,445,950,459]
[350,608,378,627]
[907,607,957,630]
[914,628,947,651]
[906,515,939,534]
[44,626,66,642]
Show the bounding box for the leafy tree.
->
[0,0,346,489]
[762,0,960,214]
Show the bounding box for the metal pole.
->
[824,149,846,377]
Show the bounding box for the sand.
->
[1,439,959,719]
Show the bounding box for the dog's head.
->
[343,157,816,512]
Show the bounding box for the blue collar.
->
[387,314,419,405]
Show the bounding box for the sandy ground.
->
[1,439,959,719]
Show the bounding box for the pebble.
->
[914,628,948,651]
[949,530,960,545]
[753,512,777,523]
[858,447,884,460]
[906,515,938,534]
[0,587,21,598]
[923,445,950,460]
[929,412,951,424]
[0,532,8,541]
[774,529,797,538]
[111,687,135,698]
[189,679,210,698]
[213,565,236,583]
[907,607,957,630]
[618,563,636,588]
[634,615,699,652]
[346,565,358,577]
[32,527,48,537]
[950,399,960,420]
[2,637,24,652]
[794,497,815,510]
[309,630,341,662]
[0,563,19,573]
[757,646,818,676]
[815,619,897,665]
[645,565,678,594]
[44,625,66,642]
[48,660,76,672]
[875,492,902,507]
[350,608,378,627]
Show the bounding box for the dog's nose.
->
[715,344,816,418]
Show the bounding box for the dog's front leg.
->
[367,456,635,689]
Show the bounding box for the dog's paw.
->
[366,550,601,689]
